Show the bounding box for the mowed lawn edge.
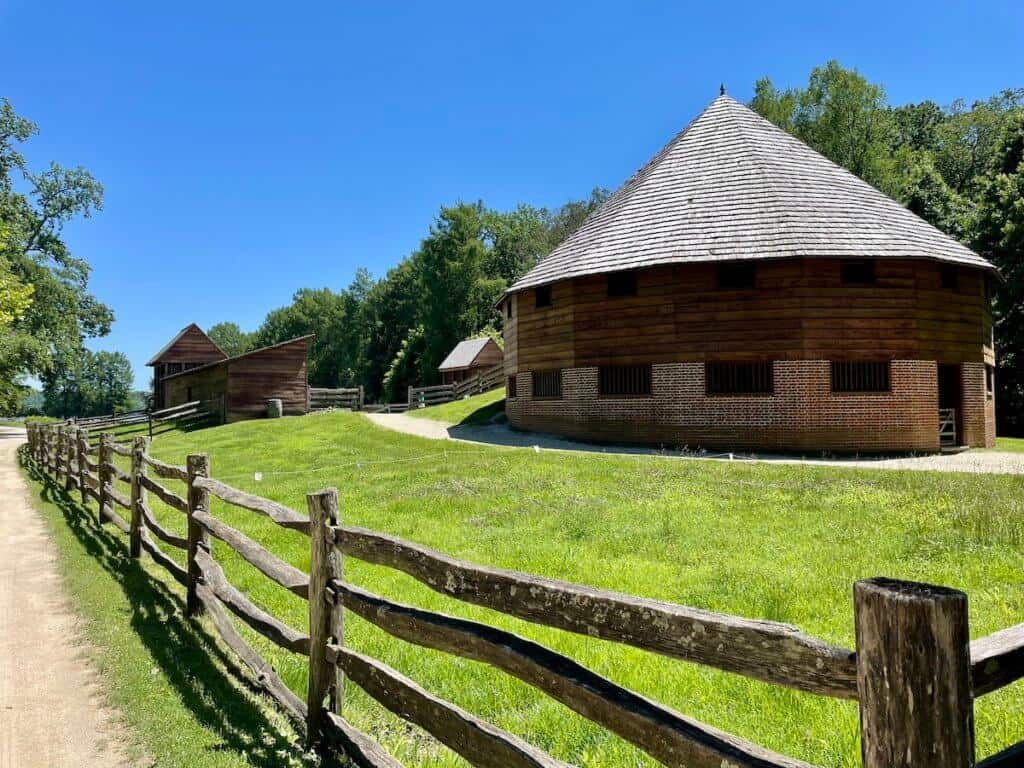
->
[23,412,1024,767]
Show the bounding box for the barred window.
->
[717,263,755,290]
[986,365,995,396]
[599,364,652,397]
[507,375,517,399]
[531,370,562,399]
[535,285,552,308]
[831,361,891,393]
[706,361,774,395]
[841,260,875,285]
[607,271,637,298]
[506,299,513,319]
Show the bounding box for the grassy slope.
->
[995,436,1024,453]
[407,388,505,425]
[24,412,1024,767]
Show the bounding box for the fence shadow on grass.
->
[19,452,345,768]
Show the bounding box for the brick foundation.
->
[507,361,995,453]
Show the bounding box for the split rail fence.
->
[408,363,504,409]
[24,421,1024,768]
[67,397,225,445]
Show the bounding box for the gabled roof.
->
[438,337,499,371]
[508,94,994,294]
[146,323,227,366]
[160,334,314,381]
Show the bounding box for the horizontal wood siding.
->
[162,364,228,410]
[152,325,227,364]
[505,259,993,368]
[516,279,574,370]
[226,337,310,421]
[502,258,996,450]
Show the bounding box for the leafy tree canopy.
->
[0,97,114,413]
[206,321,257,358]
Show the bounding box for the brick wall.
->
[507,360,994,452]
[960,362,996,447]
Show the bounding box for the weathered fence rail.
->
[48,396,225,446]
[23,420,1024,768]
[408,363,505,409]
[309,386,365,412]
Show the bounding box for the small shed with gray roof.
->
[500,93,998,453]
[438,337,504,385]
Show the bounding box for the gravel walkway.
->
[0,427,130,767]
[364,413,1024,475]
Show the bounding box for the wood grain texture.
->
[108,441,132,457]
[332,525,857,698]
[195,549,310,654]
[971,622,1024,697]
[139,474,188,513]
[102,461,131,484]
[143,455,188,482]
[193,476,310,533]
[129,436,149,558]
[307,488,344,746]
[336,581,812,768]
[138,501,187,549]
[854,578,974,768]
[139,528,188,586]
[326,644,574,768]
[195,583,306,721]
[513,260,993,372]
[101,502,131,534]
[186,453,210,616]
[192,510,309,598]
[102,483,131,510]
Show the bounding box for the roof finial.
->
[720,83,726,96]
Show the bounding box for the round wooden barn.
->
[500,95,998,453]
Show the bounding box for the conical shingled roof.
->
[508,95,994,294]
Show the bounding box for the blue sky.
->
[3,1,1022,388]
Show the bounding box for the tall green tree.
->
[0,97,113,412]
[41,349,133,417]
[415,202,504,383]
[751,61,895,194]
[974,110,1024,432]
[206,321,256,357]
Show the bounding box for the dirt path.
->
[364,413,1024,475]
[0,427,129,768]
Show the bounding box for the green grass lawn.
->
[407,387,505,425]
[995,436,1024,453]
[23,411,1024,768]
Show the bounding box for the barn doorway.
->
[937,364,961,447]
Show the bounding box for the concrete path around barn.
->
[364,413,1024,475]
[0,427,130,768]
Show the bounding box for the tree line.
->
[751,62,1023,433]
[3,61,1022,430]
[0,98,135,418]
[205,193,609,403]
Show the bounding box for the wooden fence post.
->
[306,487,343,746]
[76,428,88,506]
[129,436,150,558]
[358,385,364,412]
[854,577,974,768]
[186,453,210,616]
[63,425,76,492]
[55,425,65,483]
[97,432,113,526]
